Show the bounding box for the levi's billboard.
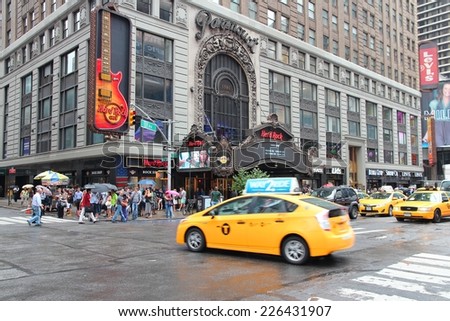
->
[88,7,131,134]
[419,41,439,91]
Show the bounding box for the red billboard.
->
[419,41,439,91]
[88,7,131,134]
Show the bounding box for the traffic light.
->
[129,109,136,127]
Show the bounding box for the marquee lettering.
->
[143,159,168,168]
[260,129,284,141]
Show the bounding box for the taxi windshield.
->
[370,192,390,199]
[408,192,438,202]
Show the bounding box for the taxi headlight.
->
[417,206,433,212]
[393,206,400,211]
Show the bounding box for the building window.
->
[50,27,56,46]
[326,116,340,133]
[137,0,152,15]
[74,10,81,31]
[137,31,173,62]
[411,153,418,165]
[248,1,257,19]
[326,88,340,108]
[267,39,276,59]
[268,9,276,28]
[383,128,392,142]
[300,110,317,129]
[308,29,316,45]
[397,111,406,125]
[62,18,69,39]
[398,131,407,145]
[230,0,240,13]
[41,1,46,19]
[348,121,360,136]
[323,62,330,78]
[40,34,46,52]
[61,49,77,76]
[399,152,407,165]
[281,15,289,33]
[51,0,56,13]
[367,148,378,162]
[310,56,316,73]
[297,0,304,13]
[348,96,360,112]
[332,15,337,32]
[308,1,315,20]
[269,71,291,126]
[382,106,392,121]
[410,115,418,128]
[367,124,377,140]
[23,74,32,95]
[366,101,377,117]
[297,23,305,40]
[322,9,329,27]
[298,51,305,69]
[160,0,173,22]
[300,80,317,101]
[281,45,289,64]
[384,150,394,164]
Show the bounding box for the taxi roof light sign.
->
[244,178,301,194]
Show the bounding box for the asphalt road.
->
[1,206,450,301]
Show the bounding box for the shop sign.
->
[331,167,342,175]
[414,172,423,177]
[187,140,204,147]
[401,172,411,177]
[259,129,284,141]
[384,170,398,177]
[143,159,168,168]
[367,169,383,176]
[312,167,323,174]
[142,170,156,175]
[90,170,104,175]
[195,9,259,52]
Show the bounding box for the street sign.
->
[140,119,158,132]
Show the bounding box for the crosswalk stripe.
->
[389,262,450,277]
[0,216,75,225]
[414,253,450,262]
[338,288,415,301]
[354,229,386,234]
[404,256,450,268]
[378,268,450,285]
[0,221,14,225]
[0,217,28,223]
[353,275,450,298]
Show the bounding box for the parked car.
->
[176,193,355,265]
[311,186,359,219]
[359,191,406,217]
[393,187,450,223]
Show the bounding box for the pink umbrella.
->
[165,190,180,197]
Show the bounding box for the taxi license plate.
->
[403,212,411,217]
[365,206,372,211]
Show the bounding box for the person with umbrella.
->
[27,187,44,227]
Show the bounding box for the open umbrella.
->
[165,190,180,197]
[101,183,118,191]
[35,185,52,196]
[22,184,34,189]
[90,183,109,193]
[138,179,156,186]
[84,184,96,190]
[34,170,69,186]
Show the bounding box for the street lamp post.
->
[130,104,174,192]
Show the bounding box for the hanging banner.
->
[419,41,439,91]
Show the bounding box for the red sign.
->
[260,129,284,141]
[427,117,436,166]
[143,159,168,168]
[187,140,204,147]
[419,41,440,91]
[8,167,16,174]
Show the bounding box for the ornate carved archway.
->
[193,33,257,130]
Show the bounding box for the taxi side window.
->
[216,197,254,215]
[254,197,297,213]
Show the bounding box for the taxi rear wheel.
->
[432,209,442,223]
[185,228,206,252]
[281,236,309,265]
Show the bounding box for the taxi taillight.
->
[315,211,331,231]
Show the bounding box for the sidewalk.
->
[0,198,186,221]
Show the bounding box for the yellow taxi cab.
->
[359,191,407,217]
[176,179,355,265]
[392,187,450,223]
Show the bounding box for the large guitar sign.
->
[94,10,128,130]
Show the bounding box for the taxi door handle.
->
[237,221,246,224]
[275,219,284,223]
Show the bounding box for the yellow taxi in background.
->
[176,193,355,265]
[359,191,407,217]
[392,187,450,223]
[357,192,370,200]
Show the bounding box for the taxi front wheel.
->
[185,228,206,252]
[281,236,310,265]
